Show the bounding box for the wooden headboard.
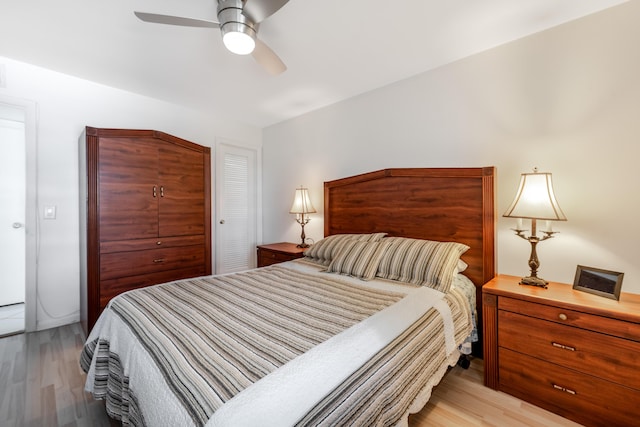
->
[324,167,496,355]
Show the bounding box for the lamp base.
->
[297,242,310,248]
[519,276,549,289]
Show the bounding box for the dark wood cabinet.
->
[483,275,640,427]
[80,127,211,335]
[257,242,306,267]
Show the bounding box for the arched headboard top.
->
[324,167,496,289]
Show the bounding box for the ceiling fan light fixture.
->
[135,0,288,72]
[221,23,256,55]
[218,0,257,55]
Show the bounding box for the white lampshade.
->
[290,187,316,214]
[503,171,567,221]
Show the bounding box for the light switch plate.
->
[44,205,56,219]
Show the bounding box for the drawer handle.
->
[551,342,576,351]
[552,384,576,395]
[157,241,162,245]
[153,258,165,263]
[558,313,568,321]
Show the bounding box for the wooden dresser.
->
[257,242,306,267]
[79,127,211,335]
[483,275,640,427]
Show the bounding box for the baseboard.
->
[36,313,80,332]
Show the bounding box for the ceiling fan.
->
[134,0,289,75]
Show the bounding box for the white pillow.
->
[457,259,469,274]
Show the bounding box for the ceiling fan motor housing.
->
[218,0,257,54]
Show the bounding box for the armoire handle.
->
[153,186,157,198]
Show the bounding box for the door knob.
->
[219,219,225,224]
[12,222,24,229]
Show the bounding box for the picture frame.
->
[572,265,624,300]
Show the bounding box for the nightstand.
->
[257,242,306,267]
[483,274,640,427]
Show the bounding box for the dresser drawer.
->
[100,245,205,280]
[257,243,306,267]
[498,310,640,390]
[499,348,640,427]
[258,250,296,266]
[257,247,305,267]
[100,235,205,253]
[499,296,640,341]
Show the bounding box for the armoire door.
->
[98,137,159,242]
[158,141,207,237]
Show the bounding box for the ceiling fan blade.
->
[243,0,290,23]
[134,11,220,28]
[252,38,286,75]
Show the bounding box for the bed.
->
[81,167,496,426]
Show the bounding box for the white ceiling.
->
[0,0,627,128]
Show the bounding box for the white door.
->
[0,97,36,332]
[215,143,257,274]
[0,106,26,306]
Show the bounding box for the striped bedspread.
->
[81,262,473,426]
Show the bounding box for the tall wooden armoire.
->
[79,127,211,335]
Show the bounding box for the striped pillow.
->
[304,233,387,266]
[376,237,469,292]
[326,240,392,280]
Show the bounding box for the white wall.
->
[263,2,640,294]
[0,56,262,330]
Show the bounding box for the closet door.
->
[158,141,207,237]
[215,143,256,274]
[98,137,159,241]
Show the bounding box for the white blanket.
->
[206,279,454,426]
[85,261,458,426]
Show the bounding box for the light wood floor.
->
[0,303,25,337]
[408,357,582,427]
[0,323,583,426]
